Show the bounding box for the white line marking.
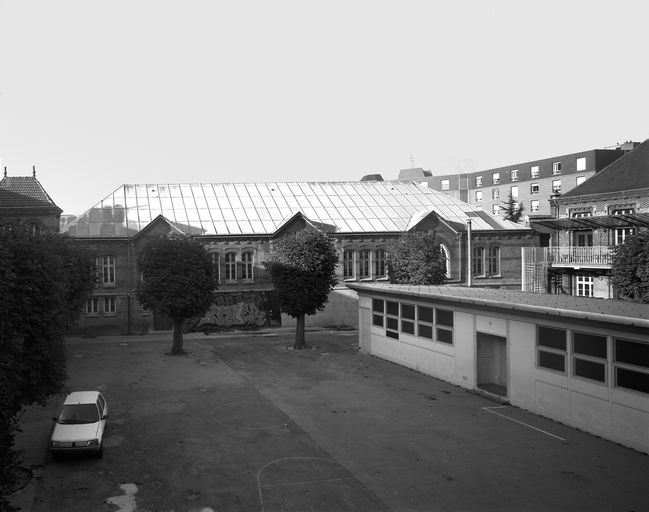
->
[482,406,566,441]
[261,476,356,489]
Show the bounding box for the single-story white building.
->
[348,283,649,454]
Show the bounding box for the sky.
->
[1,0,648,216]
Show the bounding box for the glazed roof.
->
[62,180,526,238]
[0,175,61,210]
[560,138,649,198]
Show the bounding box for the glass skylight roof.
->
[63,181,524,237]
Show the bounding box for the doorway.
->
[477,332,508,397]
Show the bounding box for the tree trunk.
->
[171,318,185,355]
[294,313,306,350]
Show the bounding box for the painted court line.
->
[482,406,566,441]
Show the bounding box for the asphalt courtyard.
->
[11,329,648,512]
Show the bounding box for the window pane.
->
[401,304,415,320]
[615,339,649,368]
[372,314,384,327]
[372,298,384,313]
[418,306,433,323]
[386,330,399,340]
[574,358,606,382]
[573,332,607,359]
[538,326,566,350]
[437,328,453,344]
[437,309,453,327]
[386,317,398,330]
[616,367,649,394]
[386,301,399,316]
[402,320,415,334]
[418,324,433,339]
[539,350,565,372]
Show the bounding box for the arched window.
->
[343,250,355,279]
[358,249,370,279]
[225,252,237,282]
[241,251,254,281]
[440,244,450,278]
[374,249,386,278]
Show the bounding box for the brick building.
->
[526,138,649,297]
[0,167,62,235]
[60,180,537,335]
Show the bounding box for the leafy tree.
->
[386,231,447,285]
[502,193,524,223]
[263,228,338,349]
[137,236,216,354]
[0,232,95,510]
[610,230,649,302]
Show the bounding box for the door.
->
[476,332,508,397]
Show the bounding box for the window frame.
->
[572,331,608,385]
[441,179,450,191]
[343,249,355,280]
[224,252,237,282]
[531,200,540,213]
[103,297,116,315]
[530,165,540,179]
[552,161,562,175]
[510,169,518,182]
[472,246,485,277]
[487,246,500,276]
[530,183,540,195]
[537,326,567,374]
[475,176,483,187]
[358,249,371,279]
[614,338,649,395]
[492,172,500,185]
[241,250,254,281]
[101,255,116,286]
[552,179,561,193]
[374,249,386,279]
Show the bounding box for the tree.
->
[502,193,524,223]
[0,232,95,510]
[386,231,447,285]
[263,228,338,349]
[610,230,649,302]
[137,236,216,354]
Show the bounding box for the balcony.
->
[547,246,613,268]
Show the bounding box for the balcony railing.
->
[547,246,613,266]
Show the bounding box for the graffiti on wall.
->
[190,291,278,332]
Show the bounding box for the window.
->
[101,256,116,285]
[614,338,649,394]
[103,297,116,314]
[86,298,99,315]
[417,305,434,339]
[440,245,450,278]
[492,172,500,184]
[475,176,483,187]
[241,251,253,281]
[530,165,539,178]
[27,222,41,236]
[573,332,607,383]
[537,326,567,373]
[575,274,593,297]
[577,157,586,171]
[472,247,484,276]
[358,249,370,279]
[343,250,354,279]
[372,298,384,327]
[401,303,415,335]
[576,176,586,186]
[531,200,540,212]
[374,249,386,278]
[475,190,483,202]
[372,299,385,327]
[492,204,500,215]
[510,185,518,198]
[611,208,635,245]
[492,188,499,200]
[488,247,500,275]
[530,183,539,195]
[225,252,237,281]
[510,169,518,181]
[211,253,221,282]
[386,300,399,339]
[436,308,454,344]
[552,161,562,175]
[441,179,450,191]
[552,179,561,193]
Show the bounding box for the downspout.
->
[466,219,472,287]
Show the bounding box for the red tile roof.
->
[0,176,61,210]
[560,138,649,198]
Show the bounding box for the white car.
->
[50,391,108,459]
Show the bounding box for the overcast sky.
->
[1,0,648,215]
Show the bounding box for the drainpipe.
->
[466,219,472,287]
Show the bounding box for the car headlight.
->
[85,439,99,447]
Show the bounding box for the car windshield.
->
[58,404,99,424]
